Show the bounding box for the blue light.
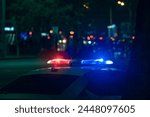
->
[81,58,104,65]
[81,59,94,64]
[105,60,113,65]
[20,32,28,40]
[97,58,104,62]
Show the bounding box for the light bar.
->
[81,58,104,65]
[47,58,113,66]
[105,60,113,65]
[47,59,71,66]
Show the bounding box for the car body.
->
[0,59,127,100]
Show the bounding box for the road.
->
[0,58,47,87]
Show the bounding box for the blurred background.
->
[0,0,138,60]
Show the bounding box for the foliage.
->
[7,0,76,31]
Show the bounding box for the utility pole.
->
[1,0,7,57]
[109,7,113,25]
[129,3,132,23]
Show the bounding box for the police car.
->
[0,58,127,100]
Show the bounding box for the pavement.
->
[0,57,47,87]
[0,55,37,60]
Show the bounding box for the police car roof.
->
[22,66,123,77]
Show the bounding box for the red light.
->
[87,36,90,40]
[29,31,32,36]
[90,35,94,39]
[59,31,63,34]
[47,36,51,40]
[47,59,71,65]
[70,35,74,39]
[99,36,103,40]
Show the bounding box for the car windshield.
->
[0,74,79,95]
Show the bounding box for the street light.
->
[117,1,132,22]
[109,1,126,25]
[117,1,125,6]
[117,1,122,4]
[83,3,89,9]
[121,2,125,6]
